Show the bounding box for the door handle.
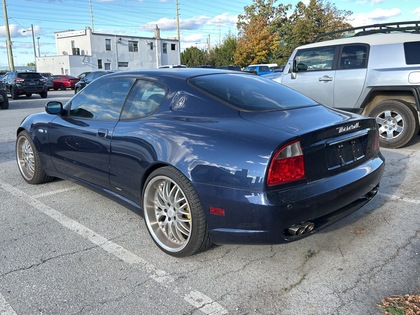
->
[97,128,108,137]
[319,76,333,82]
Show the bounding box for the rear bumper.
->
[196,155,385,244]
[16,86,46,94]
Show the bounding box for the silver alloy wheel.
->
[16,136,35,181]
[375,109,404,140]
[144,175,191,253]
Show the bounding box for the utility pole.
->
[89,0,95,32]
[176,0,181,64]
[2,0,15,71]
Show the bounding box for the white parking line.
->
[0,293,17,315]
[32,186,79,199]
[379,192,420,205]
[0,180,228,314]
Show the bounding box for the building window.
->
[171,44,176,51]
[128,41,138,52]
[149,42,153,50]
[98,59,103,69]
[118,62,129,67]
[163,43,167,54]
[105,63,111,70]
[105,39,111,51]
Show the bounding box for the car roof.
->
[297,33,420,49]
[109,68,244,79]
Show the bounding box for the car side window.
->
[295,47,336,71]
[68,77,135,120]
[120,80,166,119]
[339,45,368,69]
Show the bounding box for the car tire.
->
[60,84,66,90]
[26,93,32,98]
[369,100,419,148]
[12,88,19,100]
[0,96,9,109]
[40,91,48,98]
[16,131,54,184]
[143,166,212,257]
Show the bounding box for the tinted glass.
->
[190,74,317,111]
[404,42,420,64]
[295,47,336,71]
[68,76,135,120]
[121,80,166,119]
[339,45,368,69]
[18,73,43,79]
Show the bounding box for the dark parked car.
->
[0,81,9,109]
[2,71,47,99]
[74,70,113,93]
[40,72,54,90]
[16,69,385,257]
[50,75,80,90]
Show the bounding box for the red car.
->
[50,75,80,90]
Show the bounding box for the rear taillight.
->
[14,78,24,83]
[373,129,380,152]
[267,140,306,186]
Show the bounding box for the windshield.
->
[189,73,317,111]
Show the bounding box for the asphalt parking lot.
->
[0,90,419,315]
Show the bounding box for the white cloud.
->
[182,33,206,43]
[348,8,401,26]
[141,13,237,32]
[414,7,420,18]
[0,24,41,38]
[368,8,401,19]
[208,13,238,26]
[142,16,210,31]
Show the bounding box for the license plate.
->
[326,135,367,170]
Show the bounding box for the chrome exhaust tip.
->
[302,222,315,233]
[287,222,315,236]
[288,224,306,236]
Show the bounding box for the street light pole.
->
[31,24,37,58]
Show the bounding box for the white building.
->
[36,26,180,76]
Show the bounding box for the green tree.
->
[234,0,352,66]
[276,0,352,63]
[212,33,237,66]
[234,0,290,67]
[181,46,208,67]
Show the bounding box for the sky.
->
[1,0,420,67]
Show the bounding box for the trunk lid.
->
[239,105,379,182]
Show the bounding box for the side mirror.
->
[295,62,308,72]
[45,101,63,115]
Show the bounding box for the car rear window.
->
[259,66,270,72]
[404,41,420,64]
[18,73,42,79]
[189,73,317,111]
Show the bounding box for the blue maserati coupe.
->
[16,69,385,257]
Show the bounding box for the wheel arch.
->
[141,162,180,194]
[361,87,420,119]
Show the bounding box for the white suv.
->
[274,21,420,148]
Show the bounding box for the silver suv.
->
[274,21,420,148]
